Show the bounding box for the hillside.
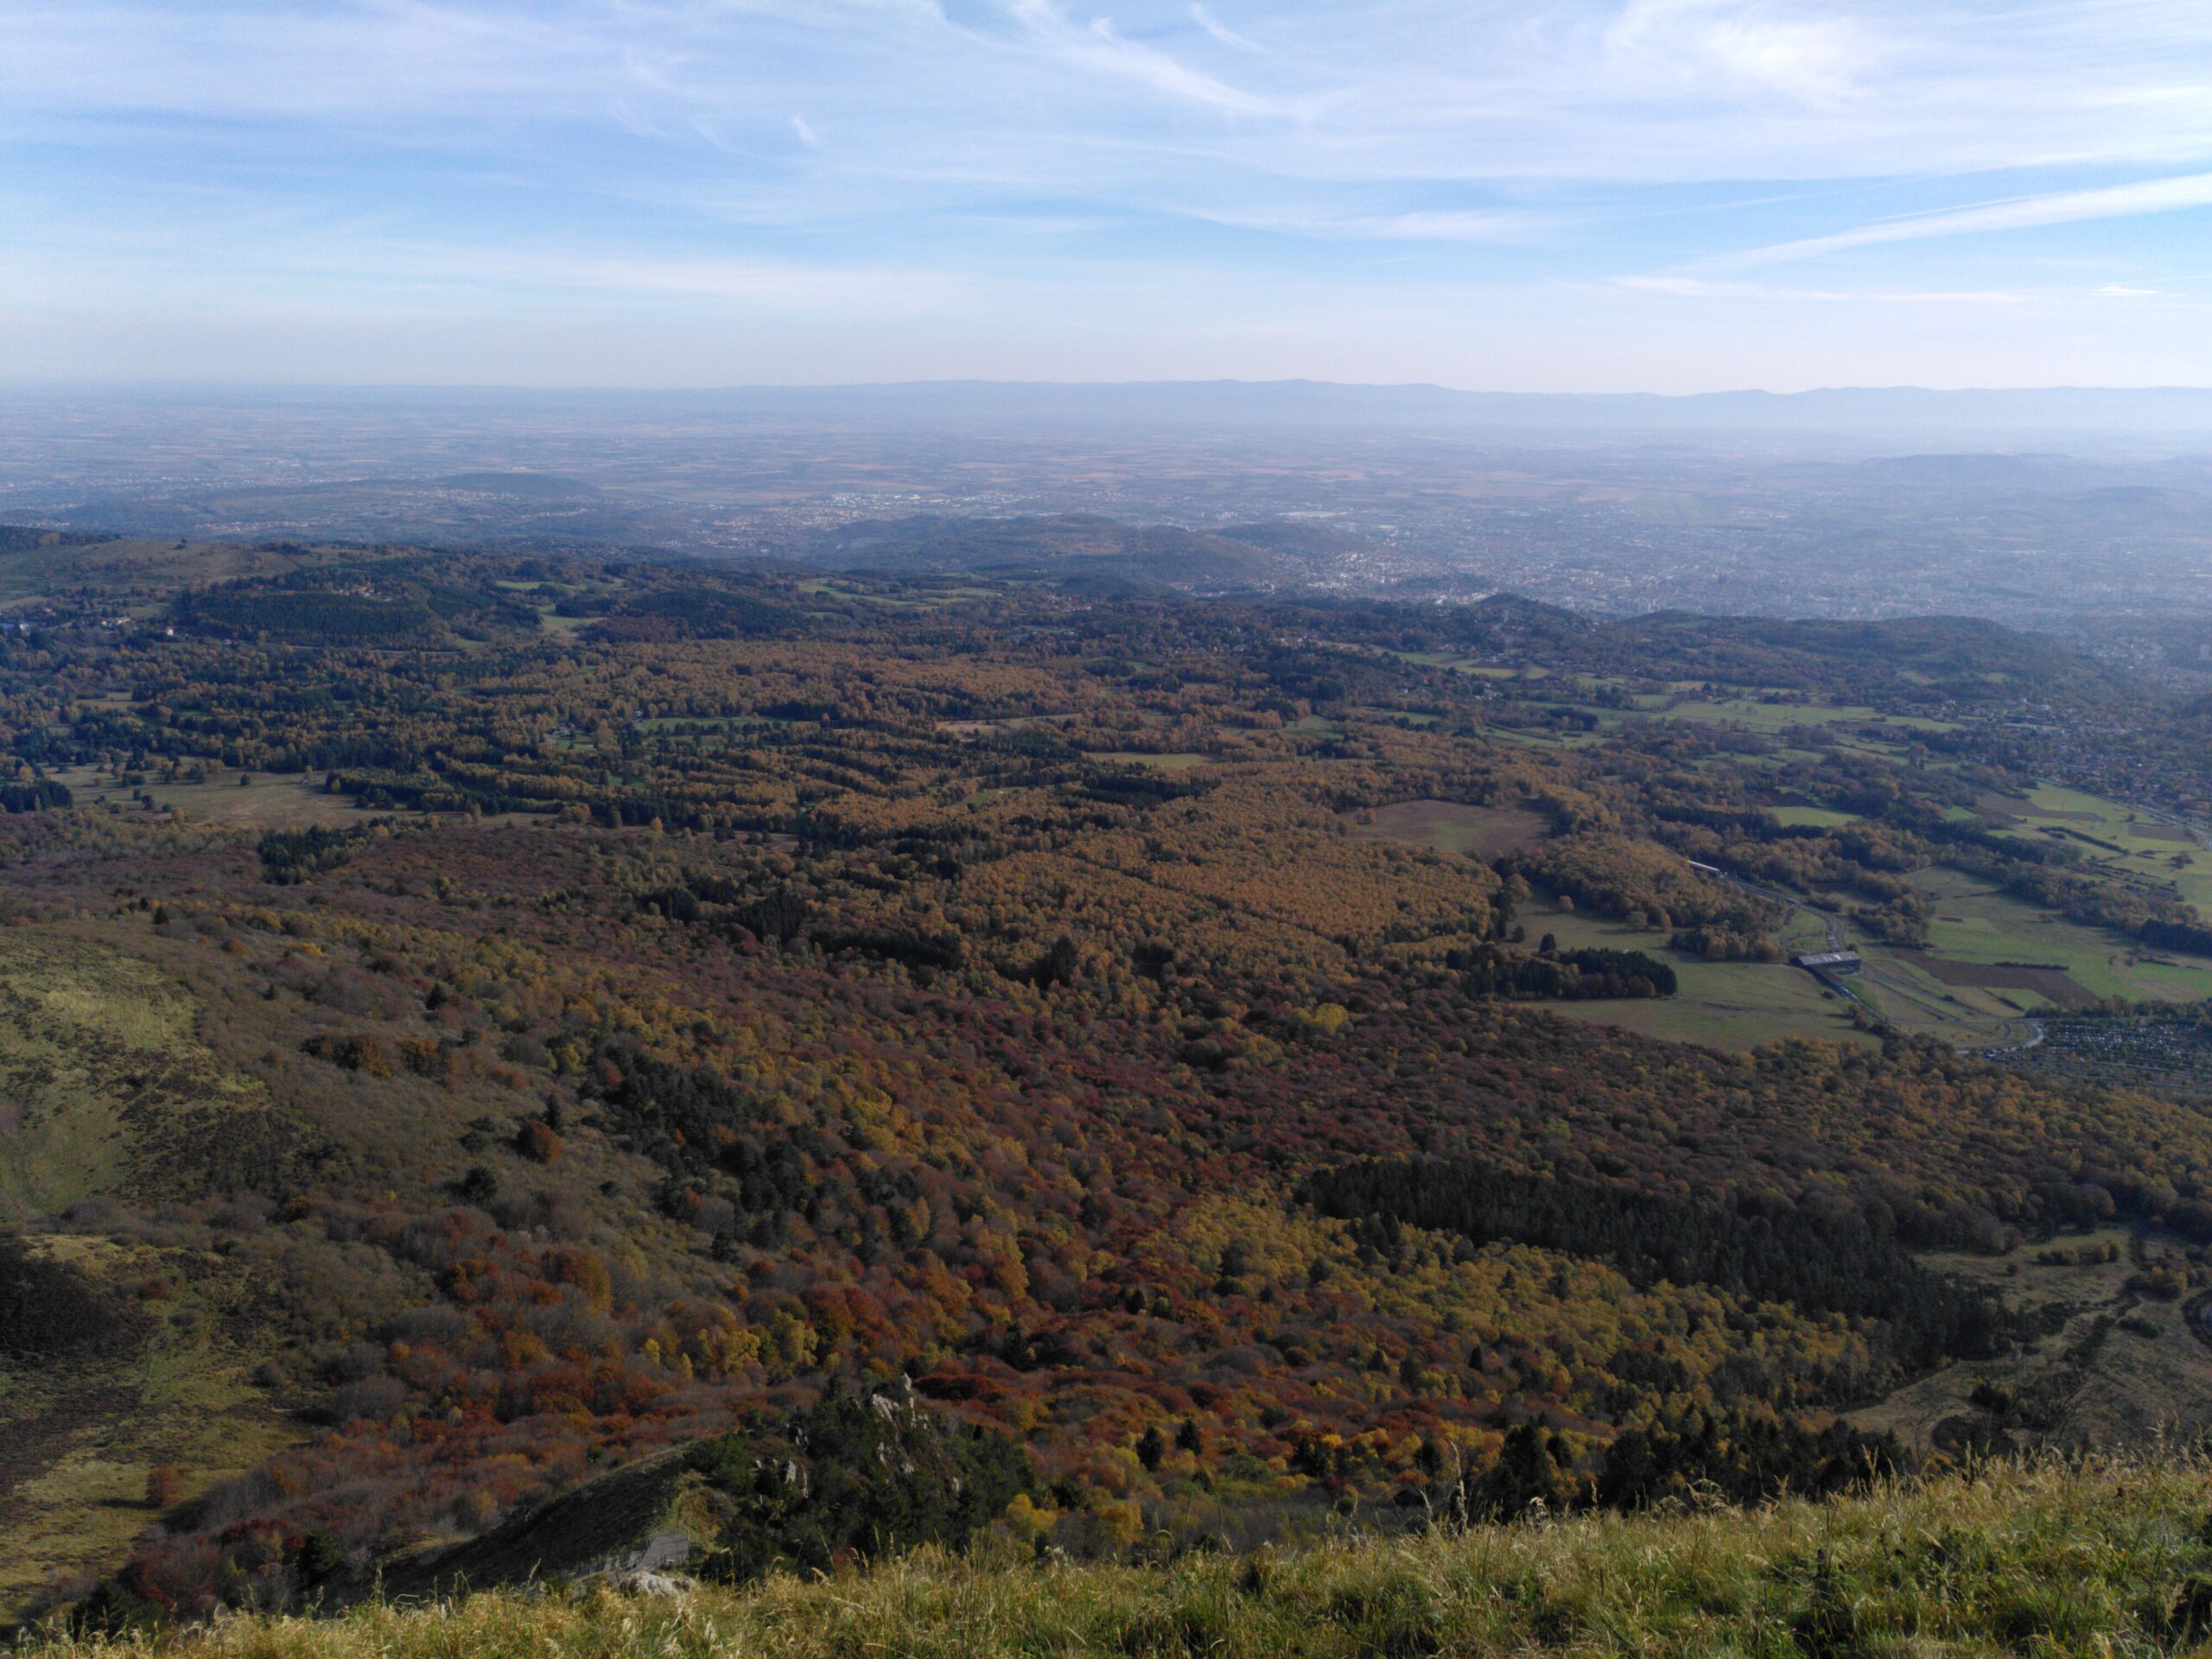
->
[9,543,2212,1625]
[1402,597,2130,709]
[30,1457,2212,1656]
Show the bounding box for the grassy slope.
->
[1851,1226,2212,1452]
[32,1458,2212,1657]
[0,930,287,1218]
[0,1259,301,1618]
[0,931,306,1609]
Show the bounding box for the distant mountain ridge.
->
[45,381,2212,443]
[716,380,2212,439]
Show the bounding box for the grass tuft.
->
[29,1454,2212,1657]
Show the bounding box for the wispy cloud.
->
[7,1,2211,183]
[1602,0,1879,107]
[7,0,2212,386]
[7,218,980,316]
[1356,209,1545,242]
[1001,0,1293,116]
[539,255,972,311]
[1189,203,1545,242]
[1189,3,1262,54]
[1713,171,2212,267]
[1620,275,2023,302]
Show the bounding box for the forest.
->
[4,536,2212,1628]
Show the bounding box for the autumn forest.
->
[8,532,2212,1628]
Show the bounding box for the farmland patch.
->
[1349,799,1550,858]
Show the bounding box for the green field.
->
[1394,652,1530,678]
[1770,804,1861,829]
[1906,867,2212,1005]
[1519,861,2065,1051]
[938,714,1079,737]
[634,715,790,736]
[1425,668,1967,747]
[1662,696,1884,730]
[1516,772,2212,1051]
[1437,762,2212,1052]
[1348,706,1439,727]
[1846,944,2044,1046]
[1649,696,1956,735]
[1483,725,1604,752]
[1083,751,1211,771]
[1984,784,2212,913]
[1521,897,1871,1051]
[50,768,369,831]
[794,581,933,609]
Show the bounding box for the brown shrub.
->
[301,1033,393,1078]
[398,1039,453,1078]
[515,1120,565,1164]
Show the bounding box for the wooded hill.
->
[3,539,2211,1625]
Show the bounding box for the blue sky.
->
[4,0,2211,390]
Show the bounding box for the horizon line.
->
[9,378,2212,399]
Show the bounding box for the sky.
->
[3,0,2211,391]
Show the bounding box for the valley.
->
[4,533,2212,1627]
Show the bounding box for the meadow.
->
[1517,896,1867,1051]
[1905,868,2212,1006]
[1347,799,1549,861]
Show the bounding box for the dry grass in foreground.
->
[27,1455,2212,1658]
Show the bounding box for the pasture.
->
[50,770,369,831]
[1347,798,1549,858]
[1518,896,1872,1052]
[1985,784,2212,915]
[1770,804,1861,829]
[1083,751,1212,771]
[1654,696,1957,735]
[1906,867,2212,1005]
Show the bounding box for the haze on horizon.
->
[3,0,2211,392]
